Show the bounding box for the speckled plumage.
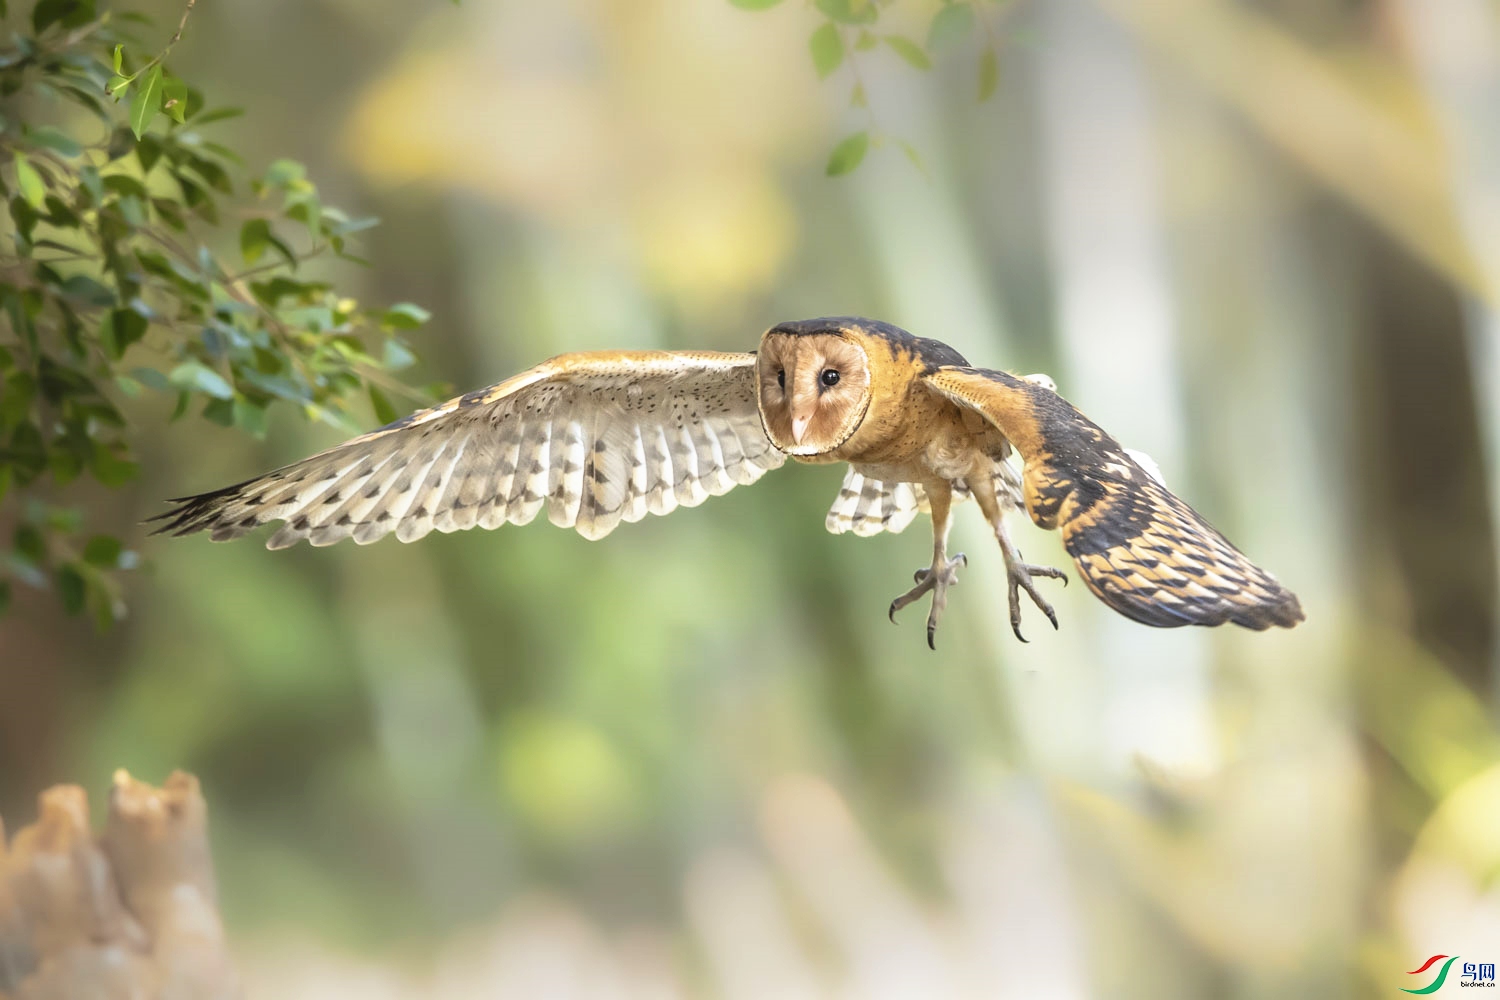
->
[152,351,784,548]
[153,317,1303,643]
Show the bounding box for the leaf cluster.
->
[0,0,430,626]
[730,0,1020,175]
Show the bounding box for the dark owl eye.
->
[776,369,785,389]
[820,368,840,387]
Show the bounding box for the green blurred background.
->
[5,0,1500,995]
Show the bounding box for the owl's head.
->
[755,320,873,456]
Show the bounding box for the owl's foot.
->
[1005,559,1068,643]
[888,553,967,650]
[992,518,1068,642]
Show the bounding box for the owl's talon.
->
[1007,560,1065,642]
[891,553,966,648]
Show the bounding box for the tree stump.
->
[0,770,239,1000]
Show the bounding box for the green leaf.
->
[129,64,162,139]
[826,131,869,176]
[884,35,931,70]
[232,398,267,436]
[928,3,975,50]
[168,361,233,399]
[201,397,234,426]
[383,339,416,370]
[112,43,122,74]
[90,445,138,487]
[106,74,129,98]
[82,535,121,568]
[32,0,90,33]
[810,22,844,79]
[129,367,172,392]
[60,274,114,306]
[978,47,998,101]
[369,385,398,425]
[27,126,81,157]
[191,106,244,126]
[264,158,306,188]
[240,217,271,264]
[382,302,430,329]
[13,524,44,564]
[815,0,877,25]
[323,213,380,237]
[12,153,44,209]
[57,564,85,615]
[727,0,786,8]
[83,570,120,631]
[102,308,147,359]
[162,75,188,124]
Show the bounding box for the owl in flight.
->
[153,317,1304,647]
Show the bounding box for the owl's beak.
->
[790,413,812,445]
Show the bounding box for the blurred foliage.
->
[732,0,1021,173]
[0,0,429,628]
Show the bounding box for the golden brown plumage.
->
[152,317,1303,645]
[924,366,1303,631]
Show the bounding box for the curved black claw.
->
[889,553,967,649]
[1007,561,1067,643]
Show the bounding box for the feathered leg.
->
[969,468,1068,642]
[888,480,966,649]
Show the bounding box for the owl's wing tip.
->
[1238,587,1305,630]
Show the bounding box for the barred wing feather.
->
[150,351,785,547]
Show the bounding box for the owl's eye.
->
[820,368,840,387]
[776,369,785,389]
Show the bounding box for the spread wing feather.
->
[923,366,1303,630]
[824,463,1025,538]
[825,470,924,537]
[150,351,785,547]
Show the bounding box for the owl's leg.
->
[888,481,965,649]
[970,471,1068,642]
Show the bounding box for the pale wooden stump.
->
[0,771,239,1000]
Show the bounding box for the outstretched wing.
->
[150,350,786,548]
[923,366,1303,630]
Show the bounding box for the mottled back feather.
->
[149,351,785,547]
[923,366,1303,630]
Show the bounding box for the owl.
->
[152,317,1304,647]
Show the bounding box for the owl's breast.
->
[830,386,1004,483]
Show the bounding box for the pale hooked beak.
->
[790,413,812,445]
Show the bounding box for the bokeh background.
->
[4,0,1500,996]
